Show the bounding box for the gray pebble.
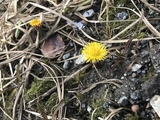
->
[117,11,128,20]
[63,60,69,69]
[130,91,140,100]
[83,9,94,18]
[117,96,129,106]
[62,53,70,59]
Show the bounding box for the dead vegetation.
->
[0,0,160,119]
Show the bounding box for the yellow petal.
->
[82,42,108,63]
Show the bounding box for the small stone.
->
[63,60,69,69]
[148,9,155,15]
[121,76,125,79]
[81,103,86,108]
[90,95,93,99]
[62,53,70,59]
[136,69,141,74]
[69,42,74,46]
[103,102,109,109]
[121,92,126,95]
[152,56,156,60]
[66,21,84,30]
[87,106,92,113]
[132,73,137,78]
[132,64,142,72]
[124,73,127,76]
[142,70,147,74]
[130,91,140,100]
[150,95,160,117]
[131,50,136,56]
[131,104,139,112]
[98,117,104,120]
[117,11,128,20]
[83,9,94,18]
[75,55,85,65]
[117,96,129,106]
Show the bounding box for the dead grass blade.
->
[103,36,160,44]
[131,0,160,37]
[104,108,129,120]
[12,85,23,119]
[105,17,141,42]
[0,70,5,108]
[81,79,122,94]
[140,0,160,13]
[24,109,52,119]
[0,107,13,120]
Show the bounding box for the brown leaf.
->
[41,34,65,58]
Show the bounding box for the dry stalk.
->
[104,108,129,120]
[0,107,13,120]
[140,0,160,13]
[81,79,122,94]
[131,0,160,37]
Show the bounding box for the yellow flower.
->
[29,19,41,27]
[82,42,107,63]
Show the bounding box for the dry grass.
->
[0,0,160,119]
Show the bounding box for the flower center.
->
[92,50,100,56]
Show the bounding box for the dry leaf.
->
[41,34,65,58]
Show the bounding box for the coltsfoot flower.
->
[29,19,41,27]
[82,42,108,63]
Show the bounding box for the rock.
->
[75,55,85,65]
[130,91,140,100]
[142,69,147,74]
[140,73,160,101]
[117,96,129,106]
[83,9,94,18]
[131,50,136,56]
[66,21,84,30]
[150,95,160,117]
[63,60,69,69]
[87,106,92,113]
[103,102,109,109]
[136,69,142,74]
[131,104,139,112]
[117,11,128,20]
[132,64,142,72]
[132,73,137,77]
[81,103,86,108]
[62,53,70,59]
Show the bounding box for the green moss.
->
[90,98,108,119]
[45,92,58,110]
[142,66,155,81]
[24,79,54,102]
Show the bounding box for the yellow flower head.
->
[29,19,41,27]
[82,42,108,63]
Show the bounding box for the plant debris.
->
[41,34,65,58]
[1,0,160,119]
